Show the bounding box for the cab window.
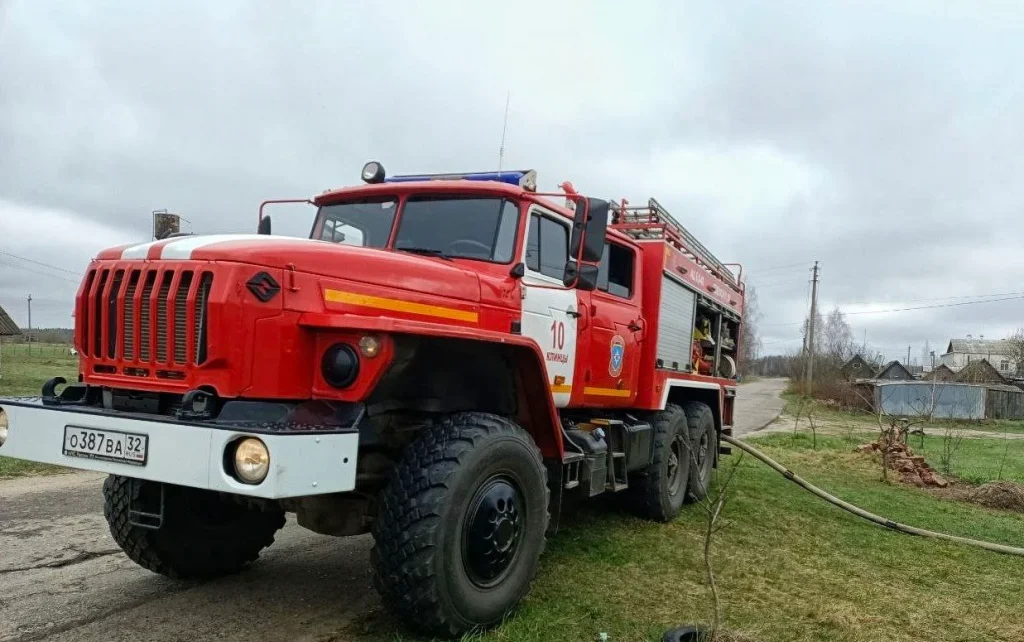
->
[597,242,634,298]
[525,213,569,279]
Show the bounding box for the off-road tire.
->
[684,401,717,502]
[371,412,550,637]
[630,403,691,521]
[102,475,285,579]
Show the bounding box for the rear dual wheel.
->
[632,401,717,520]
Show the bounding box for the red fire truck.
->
[0,163,744,636]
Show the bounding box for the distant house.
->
[0,302,21,338]
[954,359,1007,385]
[940,339,1015,375]
[876,360,916,381]
[841,355,876,380]
[923,363,956,382]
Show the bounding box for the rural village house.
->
[939,338,1015,374]
[876,360,916,381]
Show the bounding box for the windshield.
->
[315,194,520,264]
[316,197,398,248]
[394,196,519,263]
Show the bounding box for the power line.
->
[0,258,81,284]
[0,250,81,276]
[763,293,1024,327]
[747,260,814,273]
[844,294,1024,315]
[840,290,1024,307]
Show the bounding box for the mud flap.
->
[128,478,165,530]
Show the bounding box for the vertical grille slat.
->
[194,272,213,365]
[122,271,141,361]
[139,272,156,362]
[79,270,96,357]
[106,270,124,359]
[173,272,193,364]
[93,270,109,357]
[155,272,173,363]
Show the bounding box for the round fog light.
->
[233,438,270,484]
[0,407,8,447]
[358,335,381,358]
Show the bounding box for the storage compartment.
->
[656,275,696,370]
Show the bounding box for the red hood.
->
[105,235,482,303]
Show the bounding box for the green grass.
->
[914,431,1024,484]
[347,433,1024,642]
[0,343,77,477]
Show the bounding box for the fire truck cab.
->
[0,162,744,637]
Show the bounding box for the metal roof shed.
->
[0,302,21,337]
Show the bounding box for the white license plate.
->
[63,426,148,466]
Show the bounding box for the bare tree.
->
[821,307,855,365]
[695,452,745,641]
[1004,328,1024,376]
[737,285,762,376]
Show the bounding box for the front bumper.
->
[0,398,360,499]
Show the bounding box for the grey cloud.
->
[1,0,1022,357]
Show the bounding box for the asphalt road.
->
[0,378,787,641]
[732,377,788,436]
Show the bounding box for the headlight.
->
[321,343,360,388]
[233,438,270,484]
[0,407,8,447]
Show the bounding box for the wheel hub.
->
[463,476,523,587]
[668,436,685,496]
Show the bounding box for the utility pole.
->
[26,294,32,334]
[907,345,911,366]
[804,261,819,394]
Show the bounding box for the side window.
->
[597,242,634,298]
[525,213,569,279]
[526,215,540,272]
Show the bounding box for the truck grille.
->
[79,265,214,367]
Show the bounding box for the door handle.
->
[628,320,642,332]
[566,309,582,319]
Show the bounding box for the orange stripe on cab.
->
[324,289,478,323]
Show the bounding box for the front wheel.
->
[371,412,550,637]
[102,476,285,579]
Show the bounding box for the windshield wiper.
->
[396,246,453,261]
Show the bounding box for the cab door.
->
[580,240,642,407]
[520,208,579,408]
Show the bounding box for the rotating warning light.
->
[384,169,537,191]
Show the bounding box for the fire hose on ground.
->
[720,434,1024,557]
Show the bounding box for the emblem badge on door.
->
[609,335,625,377]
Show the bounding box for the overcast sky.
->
[2,0,1023,362]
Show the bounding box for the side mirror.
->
[258,215,272,235]
[562,260,599,291]
[569,197,609,263]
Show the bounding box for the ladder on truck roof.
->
[611,198,742,292]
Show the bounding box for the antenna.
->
[498,91,510,175]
